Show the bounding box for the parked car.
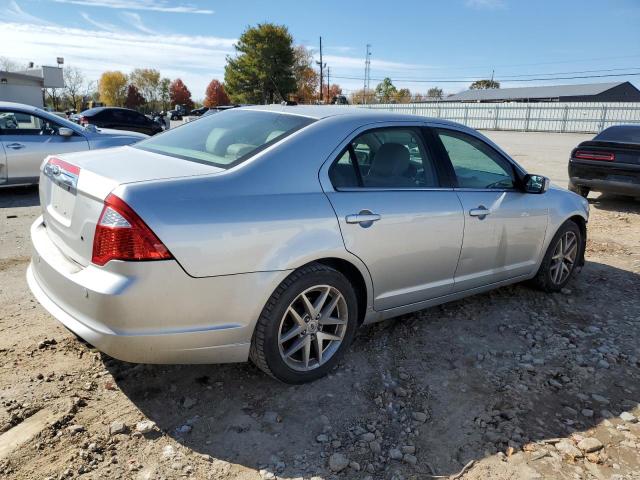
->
[202,105,242,116]
[189,106,209,117]
[79,107,164,136]
[27,106,589,383]
[0,102,147,187]
[569,125,640,199]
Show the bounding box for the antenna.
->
[363,44,371,104]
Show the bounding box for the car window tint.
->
[329,150,360,188]
[0,111,58,136]
[436,129,515,190]
[135,110,314,169]
[329,127,438,189]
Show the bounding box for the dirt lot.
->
[1,131,639,480]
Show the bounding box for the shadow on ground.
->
[0,185,39,208]
[589,193,640,214]
[103,260,640,478]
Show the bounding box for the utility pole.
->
[315,37,326,103]
[363,44,371,104]
[326,66,330,101]
[490,69,495,87]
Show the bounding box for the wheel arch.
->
[306,257,371,326]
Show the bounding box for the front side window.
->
[329,127,438,189]
[135,110,314,169]
[436,129,516,190]
[0,110,61,136]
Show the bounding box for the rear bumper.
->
[569,160,640,196]
[27,216,290,364]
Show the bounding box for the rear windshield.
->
[134,110,314,169]
[594,125,640,143]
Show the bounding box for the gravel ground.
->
[1,131,639,480]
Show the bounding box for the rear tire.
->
[531,220,582,292]
[569,183,590,198]
[250,263,358,383]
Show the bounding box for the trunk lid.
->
[40,146,222,266]
[573,140,640,166]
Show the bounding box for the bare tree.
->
[0,57,23,72]
[63,66,86,111]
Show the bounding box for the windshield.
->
[135,109,314,169]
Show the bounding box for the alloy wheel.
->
[550,231,578,285]
[277,285,348,371]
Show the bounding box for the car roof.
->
[239,104,460,126]
[0,101,43,113]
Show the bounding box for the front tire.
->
[250,263,358,383]
[531,220,582,292]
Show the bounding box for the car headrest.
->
[369,143,410,177]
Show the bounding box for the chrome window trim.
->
[319,120,441,193]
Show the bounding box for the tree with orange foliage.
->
[322,84,343,103]
[204,79,230,107]
[169,78,193,109]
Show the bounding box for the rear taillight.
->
[574,150,615,161]
[92,194,172,266]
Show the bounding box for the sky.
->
[1,0,639,101]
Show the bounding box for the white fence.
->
[351,102,640,133]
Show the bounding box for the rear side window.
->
[329,127,439,189]
[595,126,640,143]
[135,110,314,169]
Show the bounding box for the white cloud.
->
[52,0,214,14]
[465,0,505,9]
[5,0,54,25]
[79,12,122,32]
[0,22,234,99]
[121,12,155,34]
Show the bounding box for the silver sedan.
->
[27,106,589,383]
[0,102,146,186]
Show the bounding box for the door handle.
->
[6,143,25,150]
[469,206,490,218]
[346,211,381,227]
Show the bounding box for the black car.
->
[569,125,640,199]
[79,107,163,136]
[189,106,209,116]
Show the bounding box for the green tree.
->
[98,71,128,106]
[470,79,500,89]
[224,23,297,104]
[375,77,397,103]
[427,87,444,99]
[159,77,171,111]
[129,68,161,111]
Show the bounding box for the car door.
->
[0,110,89,182]
[323,125,464,311]
[432,127,548,292]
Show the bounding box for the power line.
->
[331,71,640,84]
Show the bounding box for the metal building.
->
[0,66,64,108]
[444,81,640,103]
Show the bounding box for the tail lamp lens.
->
[574,150,615,161]
[92,194,172,266]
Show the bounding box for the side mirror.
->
[523,174,550,194]
[58,127,74,138]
